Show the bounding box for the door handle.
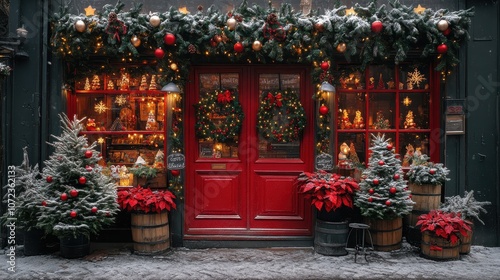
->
[477,153,487,161]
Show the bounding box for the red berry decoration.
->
[70,211,77,218]
[437,43,448,54]
[41,201,47,207]
[373,179,380,185]
[70,189,79,197]
[371,20,383,33]
[60,193,68,201]
[393,174,400,180]
[319,105,329,115]
[429,168,436,175]
[154,48,165,59]
[84,150,93,158]
[390,187,397,194]
[164,33,176,45]
[386,144,393,150]
[91,207,98,213]
[369,188,375,194]
[320,61,330,71]
[368,197,373,202]
[385,200,391,206]
[170,169,180,177]
[78,176,87,185]
[46,176,53,183]
[234,42,244,53]
[378,160,385,166]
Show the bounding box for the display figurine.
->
[107,80,115,90]
[84,78,91,90]
[153,149,164,169]
[340,109,353,129]
[86,118,96,131]
[387,80,395,89]
[120,73,130,90]
[149,75,158,90]
[402,144,414,167]
[338,142,351,168]
[353,110,365,129]
[404,110,416,129]
[119,166,131,186]
[367,77,375,89]
[91,75,101,90]
[139,75,148,90]
[145,111,158,131]
[348,142,361,165]
[339,77,347,89]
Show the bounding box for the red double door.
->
[184,65,314,240]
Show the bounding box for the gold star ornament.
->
[414,4,426,14]
[85,5,96,17]
[345,7,357,16]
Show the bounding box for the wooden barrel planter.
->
[459,222,474,254]
[131,211,170,255]
[365,218,403,252]
[421,231,460,261]
[314,220,349,256]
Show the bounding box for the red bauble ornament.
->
[429,168,436,175]
[393,174,400,180]
[385,200,391,206]
[84,150,93,158]
[46,176,53,183]
[154,48,165,59]
[443,28,451,36]
[319,105,329,115]
[320,61,330,71]
[234,42,244,53]
[387,144,393,150]
[371,20,383,33]
[41,201,47,207]
[164,33,176,45]
[373,179,380,185]
[437,43,448,54]
[368,197,373,202]
[60,193,68,201]
[85,165,93,172]
[91,206,98,213]
[70,211,77,218]
[390,187,397,194]
[70,189,79,197]
[171,169,181,177]
[78,176,87,185]
[369,188,375,194]
[378,160,385,166]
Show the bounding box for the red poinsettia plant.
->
[417,210,472,246]
[117,186,176,214]
[296,170,360,212]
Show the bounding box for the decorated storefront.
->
[2,0,498,250]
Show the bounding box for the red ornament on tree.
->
[385,200,391,206]
[154,48,165,59]
[319,105,329,115]
[91,206,98,213]
[46,176,53,183]
[371,20,383,33]
[85,165,93,172]
[369,188,375,194]
[373,179,380,185]
[70,189,79,197]
[386,144,393,150]
[368,197,373,202]
[41,201,47,207]
[78,176,87,185]
[84,150,93,158]
[320,61,330,71]
[443,28,451,36]
[390,187,397,194]
[164,33,176,45]
[70,211,77,218]
[234,42,244,53]
[437,43,448,54]
[393,174,400,180]
[170,169,180,177]
[378,160,385,166]
[429,168,436,175]
[60,193,68,201]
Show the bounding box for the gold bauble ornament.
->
[131,35,141,47]
[437,19,449,31]
[214,35,222,43]
[226,18,237,30]
[336,42,347,53]
[252,40,262,51]
[149,15,161,27]
[75,20,86,33]
[170,63,178,71]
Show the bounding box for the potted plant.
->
[417,210,472,261]
[296,170,359,256]
[440,190,491,254]
[117,185,176,255]
[129,164,158,186]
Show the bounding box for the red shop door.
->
[184,65,314,240]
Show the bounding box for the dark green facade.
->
[1,0,499,247]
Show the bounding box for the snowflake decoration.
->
[115,95,127,106]
[94,101,108,114]
[407,68,426,88]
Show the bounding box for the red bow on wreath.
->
[266,92,283,107]
[105,12,127,42]
[217,90,232,104]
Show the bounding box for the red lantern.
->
[371,20,383,33]
[46,176,53,183]
[319,105,329,115]
[84,150,93,158]
[154,48,165,59]
[234,42,244,53]
[437,43,448,54]
[91,207,98,213]
[390,187,397,194]
[70,211,77,218]
[164,33,176,45]
[385,200,391,206]
[373,179,379,185]
[78,176,87,185]
[60,193,68,201]
[320,61,329,71]
[70,189,79,197]
[171,169,181,177]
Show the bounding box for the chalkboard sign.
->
[315,153,333,171]
[167,153,185,170]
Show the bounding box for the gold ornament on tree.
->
[75,20,86,32]
[437,20,449,31]
[226,18,237,30]
[170,63,178,71]
[149,15,161,27]
[252,40,262,51]
[336,42,346,53]
[131,35,141,47]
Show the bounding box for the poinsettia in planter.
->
[417,210,472,261]
[117,186,176,255]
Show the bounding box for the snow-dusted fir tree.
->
[1,147,43,230]
[355,134,413,220]
[37,114,119,238]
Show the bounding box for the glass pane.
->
[399,64,430,90]
[368,65,395,90]
[399,133,430,167]
[337,133,366,166]
[368,93,395,129]
[281,74,300,90]
[400,92,430,129]
[337,92,366,129]
[338,68,364,90]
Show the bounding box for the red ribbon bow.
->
[266,92,282,107]
[217,90,232,104]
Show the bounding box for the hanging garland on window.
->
[194,89,244,143]
[257,91,306,143]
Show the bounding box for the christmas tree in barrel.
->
[37,114,119,258]
[354,134,414,251]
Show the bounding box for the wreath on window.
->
[194,89,244,143]
[257,90,306,143]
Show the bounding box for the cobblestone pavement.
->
[1,242,499,279]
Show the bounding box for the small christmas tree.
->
[149,74,158,90]
[355,134,413,220]
[84,78,91,90]
[37,114,119,238]
[139,75,148,90]
[91,75,101,90]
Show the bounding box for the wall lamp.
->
[320,81,335,93]
[0,25,29,60]
[161,82,181,93]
